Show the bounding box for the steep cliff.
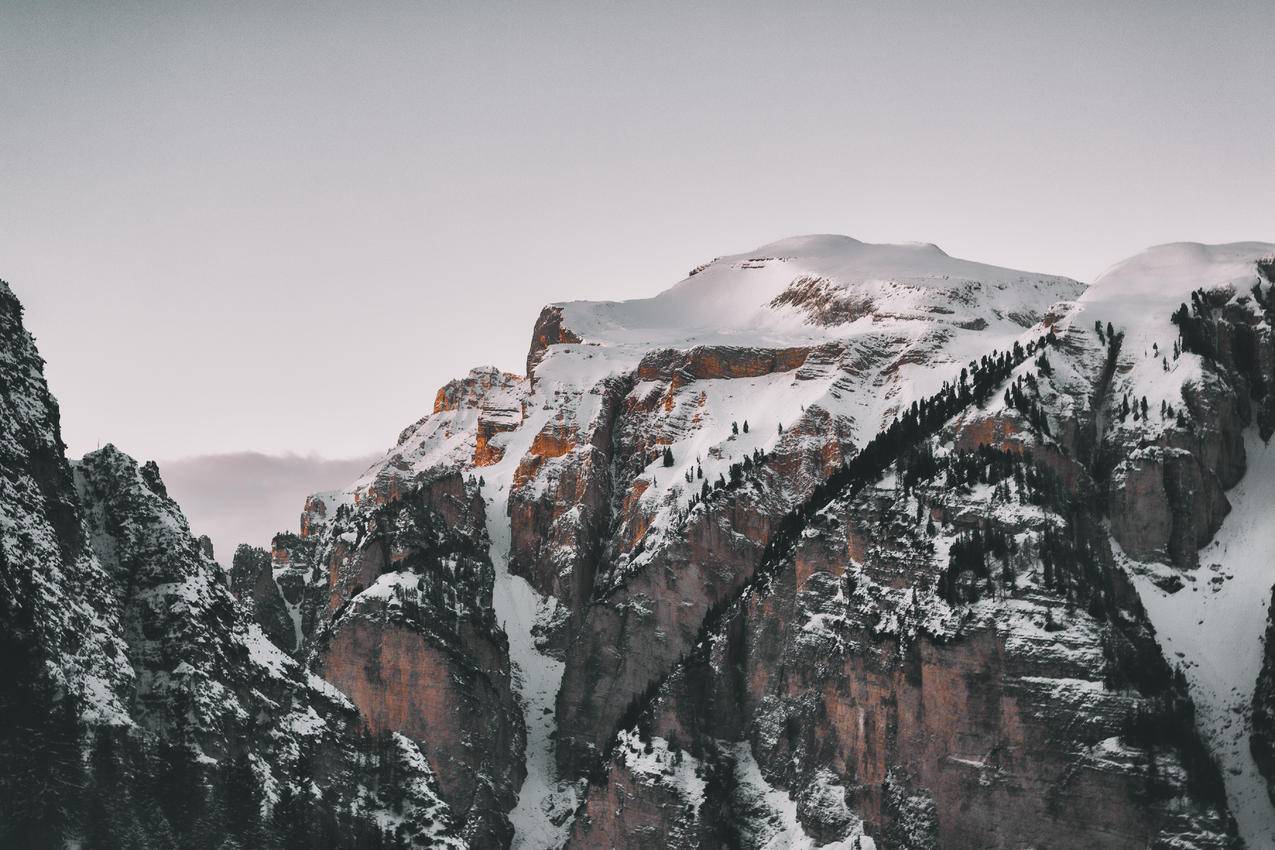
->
[0,280,459,849]
[219,236,1275,848]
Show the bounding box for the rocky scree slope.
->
[244,236,1275,847]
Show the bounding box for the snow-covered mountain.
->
[5,234,1275,849]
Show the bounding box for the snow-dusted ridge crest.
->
[546,233,1085,353]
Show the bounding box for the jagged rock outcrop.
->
[507,376,628,613]
[0,280,460,849]
[527,305,582,381]
[228,542,296,651]
[306,469,526,848]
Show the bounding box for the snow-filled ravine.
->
[1130,429,1275,846]
[481,408,582,849]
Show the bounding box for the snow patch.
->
[1129,430,1275,846]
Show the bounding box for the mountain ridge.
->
[5,234,1275,849]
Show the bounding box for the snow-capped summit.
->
[1083,241,1275,320]
[546,234,1084,354]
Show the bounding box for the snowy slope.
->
[1072,241,1275,437]
[1132,431,1275,846]
[1065,241,1275,847]
[481,407,583,849]
[726,742,875,850]
[363,235,1083,493]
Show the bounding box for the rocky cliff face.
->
[0,281,461,848]
[566,372,1238,848]
[305,469,526,848]
[22,236,1275,849]
[1253,587,1275,799]
[233,452,529,845]
[224,237,1275,848]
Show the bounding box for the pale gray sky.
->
[4,0,1273,463]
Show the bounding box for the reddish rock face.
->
[504,374,630,614]
[553,404,857,776]
[636,345,815,384]
[433,365,523,414]
[299,493,330,538]
[320,617,460,755]
[319,613,522,844]
[565,756,712,848]
[954,412,1026,455]
[565,411,1238,849]
[297,470,526,846]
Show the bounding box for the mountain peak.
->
[534,235,1082,369]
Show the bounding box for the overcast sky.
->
[4,1,1274,465]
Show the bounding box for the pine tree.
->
[0,555,85,850]
[272,779,310,850]
[220,748,264,847]
[662,446,674,467]
[742,420,749,433]
[83,728,132,850]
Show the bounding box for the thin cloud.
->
[157,452,380,564]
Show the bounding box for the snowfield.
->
[1133,430,1275,846]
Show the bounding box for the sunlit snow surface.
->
[1132,431,1275,846]
[556,234,1080,349]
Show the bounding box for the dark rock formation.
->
[229,542,296,651]
[1252,585,1275,799]
[0,280,459,849]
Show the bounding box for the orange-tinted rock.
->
[299,494,330,539]
[319,609,523,848]
[954,412,1025,455]
[636,345,813,385]
[433,366,522,413]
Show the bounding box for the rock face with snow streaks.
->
[306,468,526,848]
[38,235,1275,848]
